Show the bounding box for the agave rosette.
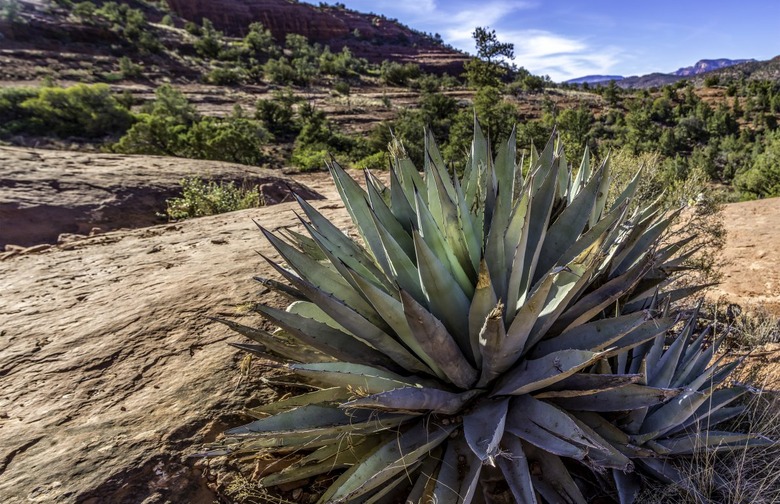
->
[213,120,769,503]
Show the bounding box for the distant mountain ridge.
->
[566,57,758,87]
[673,58,756,76]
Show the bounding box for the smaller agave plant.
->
[208,119,771,503]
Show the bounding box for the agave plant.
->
[211,120,770,503]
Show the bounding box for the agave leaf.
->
[294,195,389,290]
[647,315,695,389]
[569,147,591,203]
[289,362,433,395]
[260,436,381,487]
[484,198,508,302]
[551,255,654,336]
[614,469,642,504]
[388,167,416,234]
[253,275,305,301]
[253,304,397,369]
[248,387,350,416]
[533,373,644,398]
[496,434,538,504]
[589,155,611,227]
[638,388,711,440]
[469,260,499,367]
[624,283,714,314]
[609,165,644,212]
[263,261,430,375]
[405,451,443,504]
[463,397,509,464]
[477,302,509,387]
[415,192,474,297]
[228,343,286,363]
[432,437,482,504]
[525,236,606,348]
[549,384,682,411]
[212,317,322,363]
[506,395,604,458]
[278,227,327,262]
[605,317,677,358]
[522,442,587,504]
[329,160,391,272]
[494,126,517,215]
[494,349,606,396]
[637,457,704,496]
[320,419,455,503]
[342,387,481,415]
[530,311,649,357]
[369,209,425,302]
[364,466,421,504]
[400,289,479,389]
[394,150,426,206]
[428,158,476,279]
[501,271,557,368]
[413,232,473,353]
[260,226,381,322]
[504,188,532,322]
[226,404,404,437]
[365,171,415,257]
[535,156,607,279]
[654,431,772,455]
[518,155,559,295]
[344,267,446,380]
[425,127,456,198]
[612,208,684,277]
[454,175,482,272]
[671,387,749,434]
[553,200,628,273]
[673,406,746,436]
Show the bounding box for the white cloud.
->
[504,30,622,81]
[430,3,621,81]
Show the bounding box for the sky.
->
[301,0,780,82]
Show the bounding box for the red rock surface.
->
[165,0,469,75]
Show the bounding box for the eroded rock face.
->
[0,146,322,248]
[165,0,469,75]
[0,181,355,503]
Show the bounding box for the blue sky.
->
[302,0,780,82]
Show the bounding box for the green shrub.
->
[71,1,96,20]
[6,83,134,139]
[114,85,269,166]
[204,67,245,85]
[255,90,301,139]
[164,177,263,220]
[290,146,330,171]
[734,130,780,198]
[380,60,421,86]
[118,56,143,79]
[353,150,388,170]
[333,80,350,96]
[183,115,269,166]
[263,57,299,86]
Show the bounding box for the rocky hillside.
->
[164,0,469,75]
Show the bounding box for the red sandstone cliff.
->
[165,0,469,75]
